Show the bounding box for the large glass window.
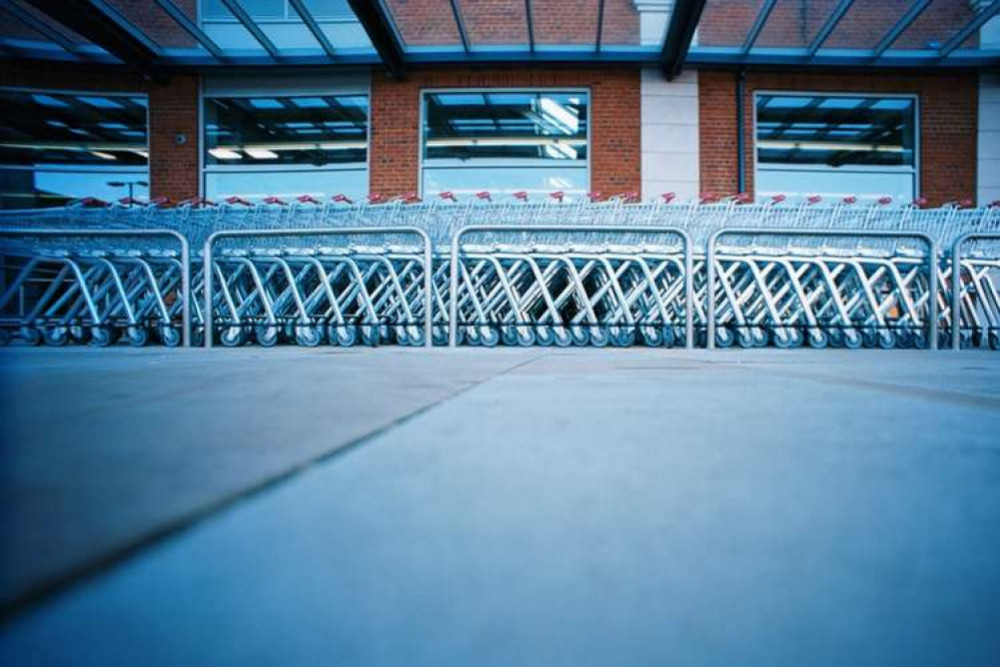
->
[755,93,918,203]
[0,90,148,209]
[203,93,368,200]
[422,91,589,200]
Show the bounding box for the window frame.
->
[198,0,358,25]
[752,90,921,202]
[199,85,371,200]
[0,86,150,208]
[418,87,592,199]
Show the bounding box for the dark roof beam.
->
[872,0,931,59]
[807,0,855,57]
[661,0,707,80]
[23,0,160,73]
[596,0,605,51]
[219,0,281,59]
[288,0,337,59]
[346,0,405,77]
[152,0,226,60]
[940,0,1000,58]
[741,0,776,54]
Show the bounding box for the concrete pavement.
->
[1,348,999,666]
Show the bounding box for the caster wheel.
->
[432,325,449,346]
[479,326,500,348]
[127,326,149,347]
[737,329,755,348]
[641,326,662,347]
[910,331,928,349]
[751,327,769,347]
[220,326,245,347]
[515,327,536,347]
[295,325,323,347]
[43,326,70,347]
[553,326,573,347]
[843,328,863,350]
[716,327,735,349]
[255,325,280,347]
[861,328,879,349]
[877,330,896,350]
[360,325,380,347]
[773,327,795,349]
[20,326,42,346]
[590,327,610,347]
[989,331,1000,351]
[70,325,90,344]
[329,324,358,347]
[612,328,636,347]
[159,325,181,348]
[89,326,117,347]
[535,326,555,347]
[808,330,829,349]
[0,328,10,346]
[570,326,590,346]
[828,328,845,348]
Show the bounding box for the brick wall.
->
[0,63,200,202]
[369,67,640,197]
[699,0,976,49]
[698,70,979,206]
[384,0,639,46]
[108,0,198,48]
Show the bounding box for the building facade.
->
[0,0,997,210]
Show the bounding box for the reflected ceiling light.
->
[245,148,279,159]
[90,151,117,160]
[209,148,243,159]
[758,140,904,152]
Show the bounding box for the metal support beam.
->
[23,0,160,72]
[940,0,1000,57]
[1,0,80,53]
[807,0,854,56]
[347,0,405,77]
[288,0,336,59]
[872,0,931,59]
[448,0,470,53]
[219,0,281,59]
[596,0,605,52]
[153,0,225,60]
[661,0,707,80]
[741,0,776,53]
[525,0,535,52]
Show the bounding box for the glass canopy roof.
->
[0,0,996,75]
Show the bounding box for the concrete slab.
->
[0,347,540,609]
[2,349,1000,666]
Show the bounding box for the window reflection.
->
[422,91,589,198]
[755,93,917,202]
[203,94,368,200]
[0,89,148,209]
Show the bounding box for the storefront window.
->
[755,93,918,203]
[422,91,589,200]
[203,93,368,200]
[0,90,148,209]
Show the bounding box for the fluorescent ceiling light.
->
[209,148,243,160]
[90,151,117,160]
[245,148,278,159]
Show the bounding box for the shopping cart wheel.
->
[843,328,863,350]
[42,326,70,347]
[407,326,426,347]
[127,326,149,347]
[536,326,555,347]
[479,326,500,348]
[553,326,573,347]
[590,327,610,347]
[433,325,449,346]
[751,327,769,347]
[220,326,245,348]
[715,327,735,349]
[736,329,755,348]
[360,325,380,347]
[158,325,181,348]
[329,324,358,347]
[569,325,590,346]
[295,325,323,347]
[612,327,636,347]
[989,330,1000,351]
[827,328,845,348]
[807,329,828,349]
[877,330,896,350]
[89,326,117,348]
[0,328,10,346]
[70,325,90,344]
[910,331,928,350]
[772,327,795,349]
[19,326,42,346]
[252,324,278,347]
[515,327,536,346]
[861,328,878,348]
